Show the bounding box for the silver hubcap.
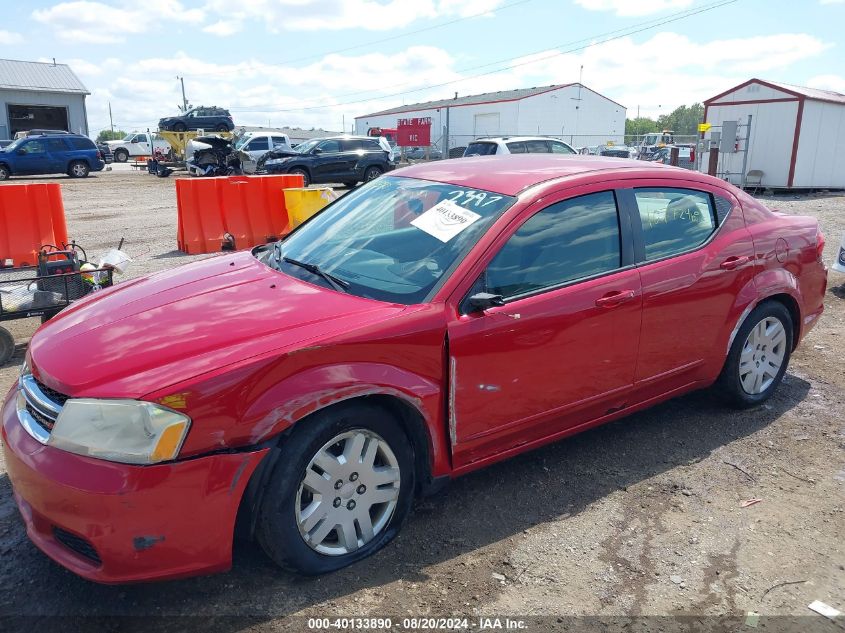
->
[296,429,400,556]
[72,164,86,176]
[739,316,786,395]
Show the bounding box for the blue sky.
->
[1,0,843,135]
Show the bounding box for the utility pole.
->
[109,101,114,136]
[571,65,583,144]
[177,76,188,112]
[444,106,450,159]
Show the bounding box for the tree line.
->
[626,103,704,138]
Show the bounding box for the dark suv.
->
[261,136,395,186]
[0,133,105,180]
[159,106,234,132]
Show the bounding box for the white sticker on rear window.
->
[411,199,482,243]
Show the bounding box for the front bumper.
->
[1,389,268,584]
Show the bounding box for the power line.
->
[180,0,533,78]
[227,0,738,114]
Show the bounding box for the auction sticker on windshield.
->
[411,199,482,243]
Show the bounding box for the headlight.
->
[48,399,191,465]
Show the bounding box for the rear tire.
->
[290,168,310,187]
[68,161,90,178]
[0,165,9,180]
[114,149,129,163]
[717,301,793,408]
[256,402,415,575]
[364,166,383,182]
[215,123,228,132]
[174,122,187,132]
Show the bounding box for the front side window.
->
[246,137,270,151]
[21,140,46,154]
[464,142,498,156]
[550,141,575,154]
[634,188,716,261]
[261,177,515,304]
[523,140,550,153]
[317,139,340,153]
[485,191,622,298]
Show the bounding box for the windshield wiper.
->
[282,256,349,293]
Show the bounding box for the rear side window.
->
[66,137,95,150]
[505,142,526,154]
[714,195,733,225]
[47,138,68,152]
[271,136,288,146]
[523,140,550,153]
[634,188,716,261]
[362,139,382,150]
[465,142,497,156]
[486,191,622,298]
[340,139,363,151]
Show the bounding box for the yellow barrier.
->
[283,188,338,230]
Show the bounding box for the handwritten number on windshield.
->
[447,190,502,208]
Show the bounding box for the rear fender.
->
[726,268,802,354]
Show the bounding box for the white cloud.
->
[203,20,242,36]
[81,30,830,137]
[32,0,205,43]
[807,74,845,93]
[204,0,505,31]
[574,0,694,16]
[0,29,23,44]
[820,0,844,4]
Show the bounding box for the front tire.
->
[68,161,90,178]
[114,149,129,163]
[290,167,310,187]
[174,122,187,132]
[256,402,415,575]
[717,301,793,408]
[0,165,9,180]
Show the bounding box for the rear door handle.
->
[595,289,637,308]
[720,256,750,270]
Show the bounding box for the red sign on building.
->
[396,117,432,147]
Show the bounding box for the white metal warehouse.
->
[703,78,845,189]
[355,83,626,151]
[0,59,90,140]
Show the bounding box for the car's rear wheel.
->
[256,402,415,575]
[68,161,90,178]
[0,165,9,180]
[114,149,129,163]
[215,123,228,132]
[290,167,310,187]
[717,301,793,408]
[174,122,187,132]
[364,166,383,182]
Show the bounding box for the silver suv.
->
[463,136,576,157]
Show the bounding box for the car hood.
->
[104,140,126,147]
[29,251,408,399]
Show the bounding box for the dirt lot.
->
[0,168,843,632]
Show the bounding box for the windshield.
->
[263,176,515,304]
[4,138,26,151]
[293,138,320,154]
[233,136,250,149]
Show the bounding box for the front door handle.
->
[720,256,750,270]
[595,289,636,308]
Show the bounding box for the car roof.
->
[392,154,706,196]
[472,136,570,143]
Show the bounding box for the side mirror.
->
[467,292,505,312]
[16,149,25,155]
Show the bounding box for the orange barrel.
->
[0,183,69,267]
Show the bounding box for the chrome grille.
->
[16,371,65,444]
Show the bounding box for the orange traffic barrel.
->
[176,174,304,254]
[0,183,69,267]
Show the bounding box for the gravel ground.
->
[0,168,843,631]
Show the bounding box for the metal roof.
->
[0,59,89,95]
[706,78,845,106]
[356,83,625,119]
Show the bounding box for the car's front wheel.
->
[717,301,793,408]
[68,161,90,178]
[174,122,187,132]
[114,149,129,163]
[256,402,415,575]
[0,164,9,180]
[290,167,310,187]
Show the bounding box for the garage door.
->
[7,104,69,136]
[473,113,500,137]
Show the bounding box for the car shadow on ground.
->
[0,373,811,631]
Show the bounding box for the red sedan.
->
[2,155,827,582]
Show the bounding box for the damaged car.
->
[186,135,254,176]
[2,155,827,583]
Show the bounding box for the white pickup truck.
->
[105,132,171,163]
